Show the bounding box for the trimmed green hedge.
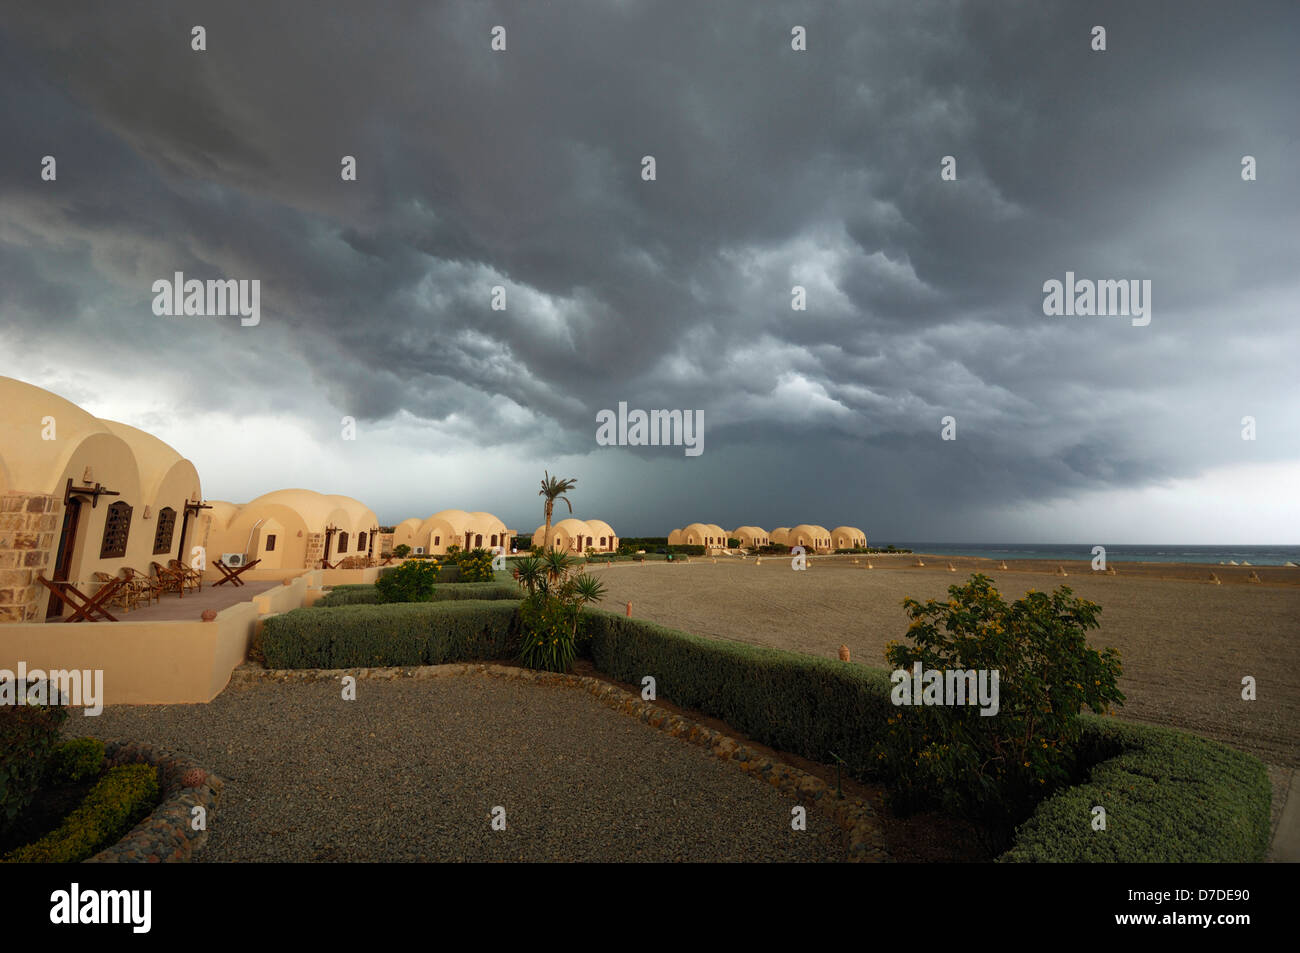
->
[261,601,520,668]
[579,609,1271,863]
[3,764,160,863]
[254,600,1271,862]
[1000,715,1271,862]
[47,738,106,785]
[0,703,67,835]
[581,609,895,778]
[315,582,521,607]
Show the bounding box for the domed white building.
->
[391,509,514,555]
[205,489,379,570]
[532,518,620,553]
[0,377,204,621]
[831,526,867,549]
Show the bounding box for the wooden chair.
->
[93,571,138,612]
[169,558,202,593]
[122,567,163,606]
[151,561,185,596]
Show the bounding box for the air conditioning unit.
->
[223,553,246,567]
[413,546,425,555]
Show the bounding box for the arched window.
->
[100,501,132,558]
[338,531,349,553]
[475,534,483,547]
[152,506,177,555]
[358,532,367,551]
[490,534,497,546]
[434,535,440,546]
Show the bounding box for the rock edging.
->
[85,741,224,863]
[233,661,890,861]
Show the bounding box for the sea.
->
[891,544,1300,567]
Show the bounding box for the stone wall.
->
[304,532,324,569]
[0,492,61,623]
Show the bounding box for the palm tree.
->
[538,470,577,552]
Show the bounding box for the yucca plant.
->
[516,554,607,673]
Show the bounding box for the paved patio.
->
[103,580,285,622]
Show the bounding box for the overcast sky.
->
[2,1,1297,542]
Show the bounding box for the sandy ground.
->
[588,555,1300,769]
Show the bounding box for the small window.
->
[434,535,440,545]
[100,501,132,558]
[152,506,177,555]
[338,531,349,553]
[358,532,367,551]
[265,534,277,552]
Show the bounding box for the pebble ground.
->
[74,676,848,862]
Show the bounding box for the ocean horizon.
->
[889,543,1300,566]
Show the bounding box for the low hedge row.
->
[255,601,1271,862]
[578,609,1271,862]
[1001,715,1271,862]
[260,601,520,668]
[0,703,67,834]
[314,582,521,607]
[3,763,160,864]
[581,609,895,777]
[48,738,106,785]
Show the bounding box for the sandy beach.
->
[589,555,1300,768]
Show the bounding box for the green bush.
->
[3,763,160,864]
[47,738,106,785]
[0,701,68,835]
[519,595,580,673]
[392,544,411,558]
[579,608,1267,863]
[581,610,896,773]
[316,582,520,607]
[1000,715,1271,862]
[375,559,440,603]
[875,575,1124,833]
[260,601,521,668]
[447,547,496,582]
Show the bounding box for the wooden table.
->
[212,558,262,587]
[37,575,122,623]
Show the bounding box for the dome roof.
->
[0,377,136,495]
[242,489,356,529]
[551,518,591,535]
[584,519,616,537]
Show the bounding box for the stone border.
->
[233,662,890,861]
[85,741,224,863]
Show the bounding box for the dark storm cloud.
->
[1,0,1297,537]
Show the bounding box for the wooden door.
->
[47,497,83,619]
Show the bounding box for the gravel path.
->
[73,676,848,862]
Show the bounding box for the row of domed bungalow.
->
[0,376,619,624]
[668,523,866,554]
